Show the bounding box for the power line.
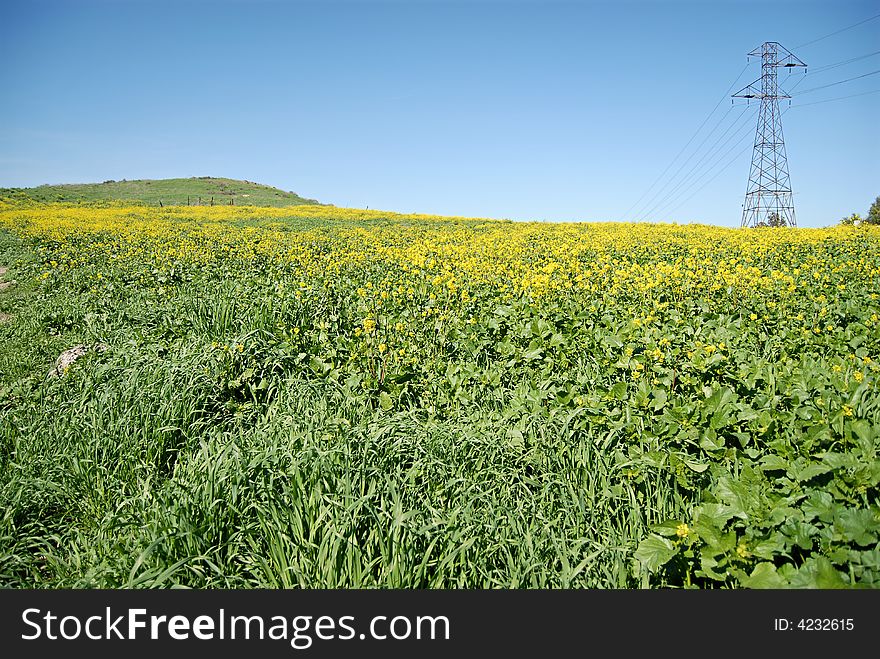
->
[785,71,809,93]
[640,105,753,220]
[632,104,739,220]
[650,109,757,220]
[664,143,756,220]
[794,68,880,95]
[783,52,880,94]
[619,62,750,221]
[647,108,758,220]
[795,12,880,49]
[808,49,880,74]
[665,107,791,222]
[791,87,880,107]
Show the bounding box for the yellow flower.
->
[378,343,387,353]
[675,523,689,538]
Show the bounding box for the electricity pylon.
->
[733,42,806,227]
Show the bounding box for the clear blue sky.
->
[1,0,877,227]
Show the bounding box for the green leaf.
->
[693,517,724,549]
[793,463,832,482]
[760,454,790,472]
[697,550,729,581]
[695,502,736,528]
[699,428,725,452]
[837,508,880,547]
[715,475,749,520]
[789,557,849,589]
[780,520,817,551]
[850,419,876,445]
[684,459,710,473]
[652,389,668,411]
[821,452,858,470]
[751,533,786,560]
[737,404,760,422]
[309,356,327,375]
[378,391,393,411]
[802,491,835,523]
[609,381,627,400]
[634,535,676,572]
[741,563,787,589]
[651,520,685,537]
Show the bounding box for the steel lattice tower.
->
[733,42,806,227]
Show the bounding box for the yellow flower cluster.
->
[2,203,878,361]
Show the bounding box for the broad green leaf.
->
[715,475,749,520]
[652,388,668,411]
[850,419,876,445]
[695,502,736,528]
[634,535,676,572]
[741,563,787,589]
[760,454,790,472]
[780,520,817,551]
[802,491,835,523]
[697,551,729,581]
[794,463,832,483]
[788,557,849,589]
[651,520,685,537]
[836,508,880,547]
[751,533,786,560]
[699,428,725,452]
[821,452,858,470]
[693,517,724,549]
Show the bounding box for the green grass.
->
[1,213,878,589]
[0,177,320,207]
[0,229,690,588]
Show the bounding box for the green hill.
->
[0,177,320,207]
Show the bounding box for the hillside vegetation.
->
[0,177,319,207]
[0,203,879,588]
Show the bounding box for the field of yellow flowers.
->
[1,201,879,588]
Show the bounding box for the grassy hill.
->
[0,177,320,207]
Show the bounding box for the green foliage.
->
[839,213,863,226]
[755,212,788,228]
[1,213,879,589]
[868,196,880,225]
[0,177,320,208]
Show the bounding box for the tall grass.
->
[0,228,694,587]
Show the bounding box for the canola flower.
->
[2,201,879,383]
[2,203,878,304]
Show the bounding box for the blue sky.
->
[1,0,877,227]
